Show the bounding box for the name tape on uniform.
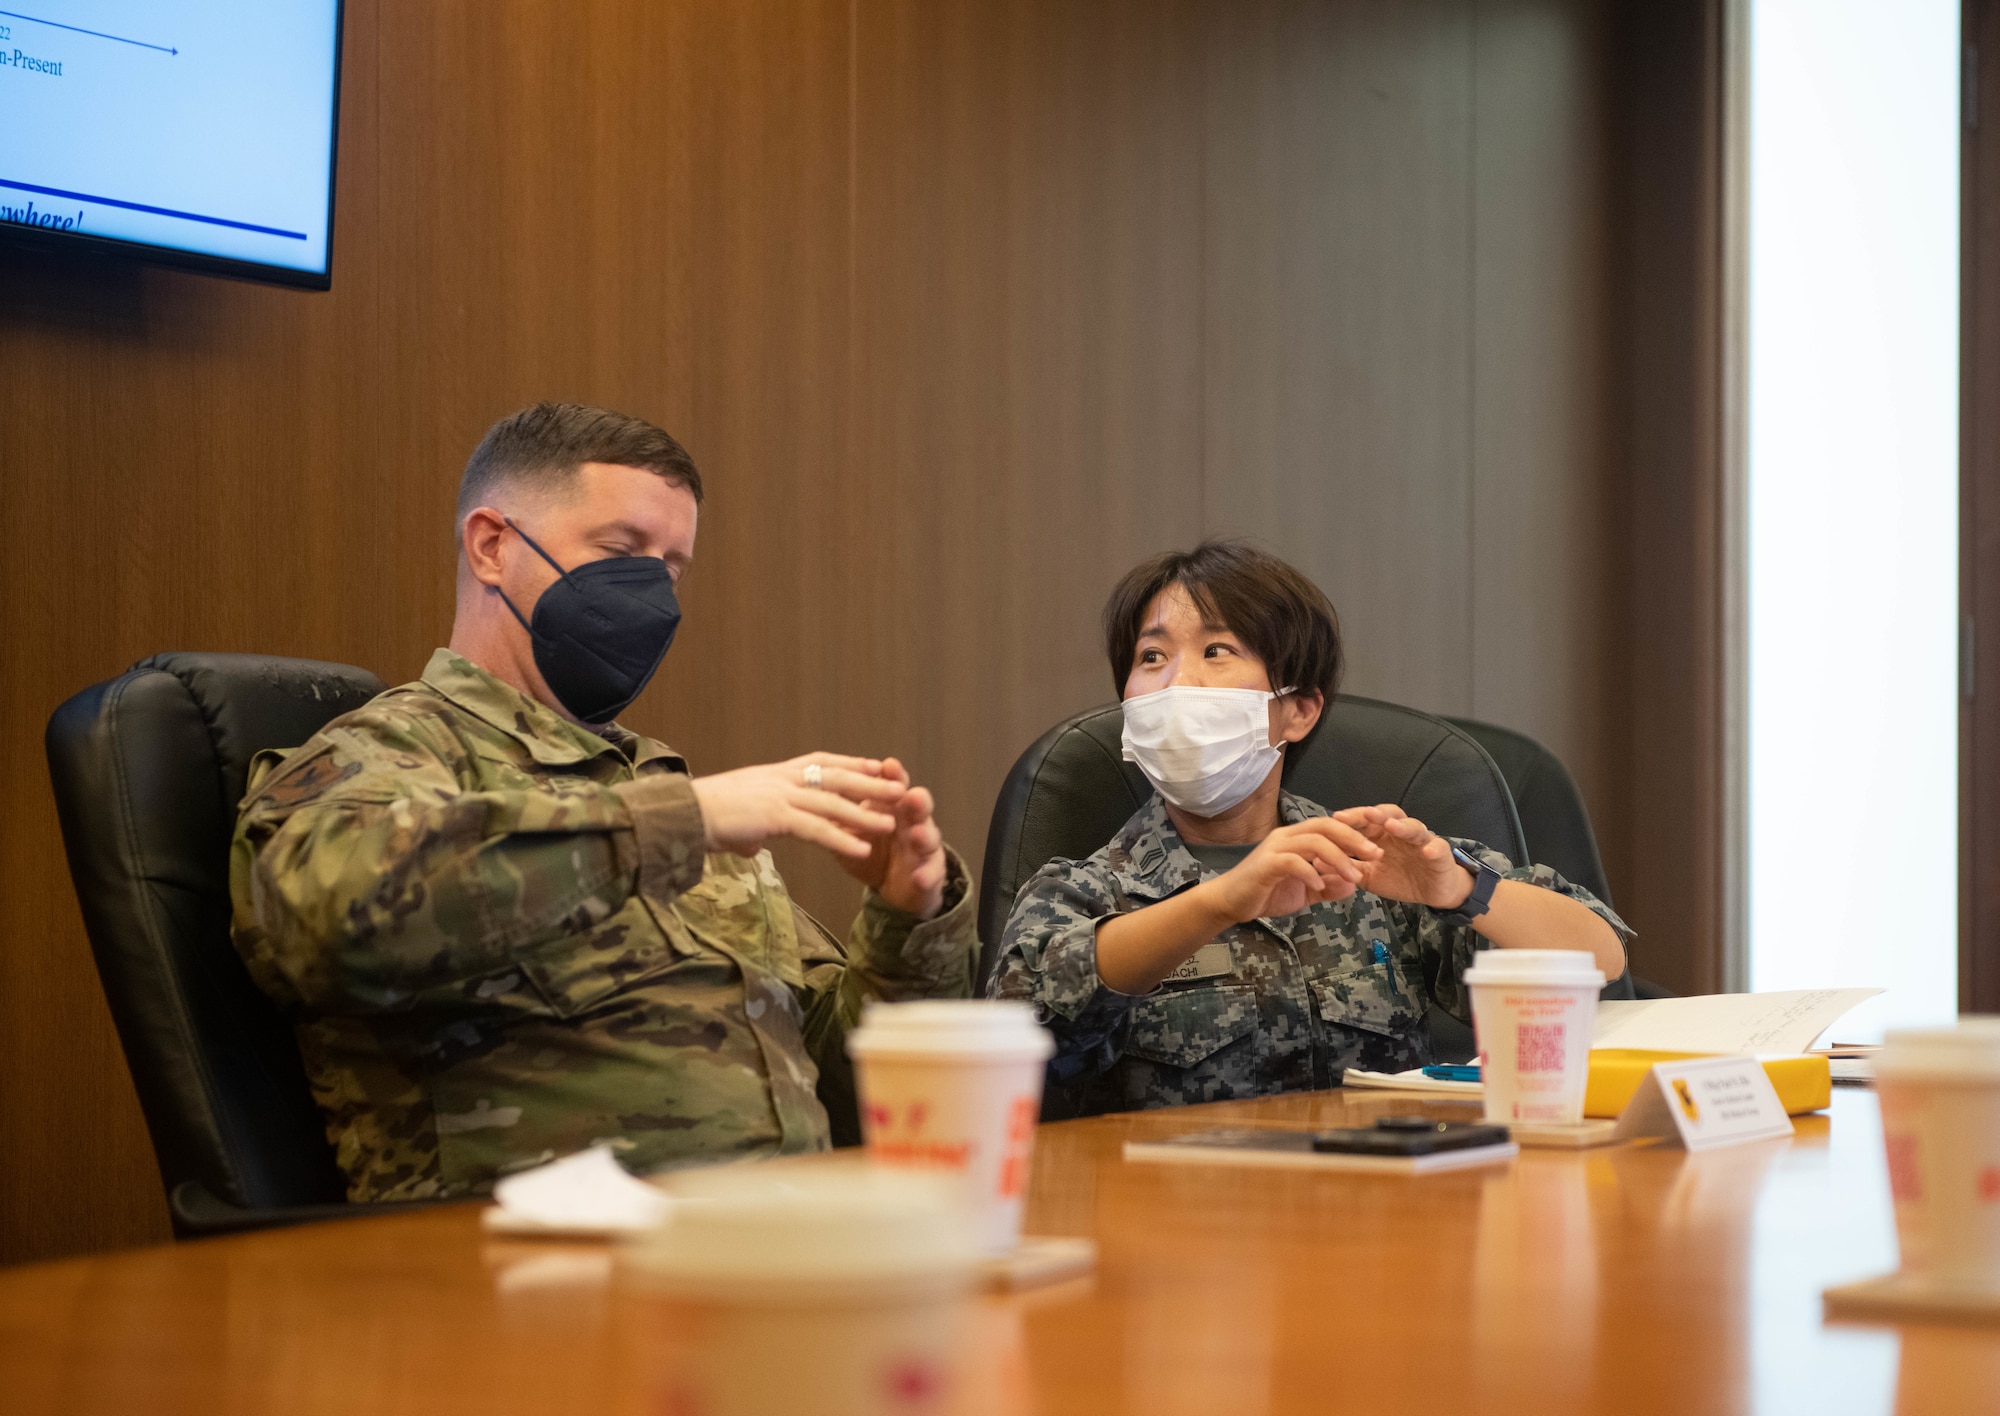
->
[1611,1055,1794,1151]
[1165,942,1235,983]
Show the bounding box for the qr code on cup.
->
[1517,1022,1567,1073]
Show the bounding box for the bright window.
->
[1745,0,1960,1038]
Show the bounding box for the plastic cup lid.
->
[846,999,1056,1060]
[1460,948,1604,988]
[622,1167,982,1299]
[1878,1017,2000,1078]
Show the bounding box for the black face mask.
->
[497,518,682,725]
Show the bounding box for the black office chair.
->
[1444,716,1670,1001]
[978,695,1528,1070]
[45,652,422,1238]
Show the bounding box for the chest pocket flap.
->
[1309,964,1421,1039]
[673,852,802,985]
[1123,982,1259,1069]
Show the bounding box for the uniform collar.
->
[1105,788,1329,902]
[418,648,687,772]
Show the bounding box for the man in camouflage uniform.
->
[988,540,1630,1117]
[232,403,976,1201]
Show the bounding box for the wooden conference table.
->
[3,1087,1998,1415]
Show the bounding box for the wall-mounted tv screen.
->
[0,3,344,289]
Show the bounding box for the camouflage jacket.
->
[987,791,1632,1116]
[230,649,977,1201]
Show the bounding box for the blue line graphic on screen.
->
[0,10,175,55]
[0,177,305,239]
[0,2,341,279]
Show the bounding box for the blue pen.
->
[1423,1064,1482,1082]
[1371,942,1389,965]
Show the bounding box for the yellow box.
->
[1583,1050,1831,1118]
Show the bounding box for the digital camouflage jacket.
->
[230,649,976,1201]
[987,791,1632,1116]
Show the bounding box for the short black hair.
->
[1103,540,1344,750]
[457,402,702,524]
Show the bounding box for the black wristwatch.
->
[1440,844,1503,926]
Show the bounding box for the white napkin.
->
[481,1145,673,1237]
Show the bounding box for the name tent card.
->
[1611,1056,1795,1151]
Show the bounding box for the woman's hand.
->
[1205,818,1383,922]
[1333,804,1627,974]
[1330,804,1473,909]
[1094,817,1382,994]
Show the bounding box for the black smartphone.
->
[1311,1116,1511,1157]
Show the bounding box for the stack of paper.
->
[1344,1069,1479,1097]
[1346,988,1882,1099]
[1588,988,1881,1053]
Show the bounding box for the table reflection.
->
[1471,1148,1605,1404]
[1892,1326,2000,1414]
[1747,1109,1900,1412]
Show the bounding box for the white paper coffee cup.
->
[846,999,1055,1254]
[1462,949,1604,1126]
[1876,1018,2000,1291]
[625,1168,982,1416]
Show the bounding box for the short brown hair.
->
[457,402,702,523]
[1103,540,1344,748]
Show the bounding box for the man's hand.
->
[1331,804,1474,909]
[837,757,949,920]
[690,753,905,861]
[1204,819,1381,923]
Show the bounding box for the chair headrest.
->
[127,652,388,823]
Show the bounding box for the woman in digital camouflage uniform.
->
[987,541,1630,1117]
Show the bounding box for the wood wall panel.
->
[0,0,1677,1264]
[815,0,1211,916]
[1199,0,1629,915]
[1200,3,1478,712]
[1467,1,1622,892]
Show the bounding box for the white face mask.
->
[1120,685,1290,817]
